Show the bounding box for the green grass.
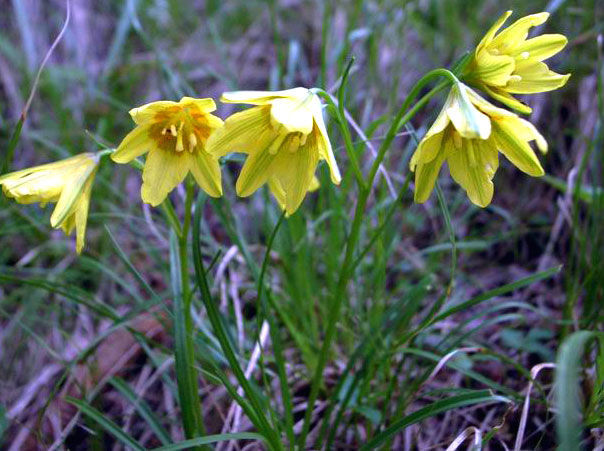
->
[0,0,603,449]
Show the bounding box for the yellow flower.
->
[206,87,341,215]
[465,10,570,114]
[411,82,547,207]
[112,97,224,206]
[0,153,100,253]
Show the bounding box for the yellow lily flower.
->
[268,175,320,215]
[465,10,570,114]
[112,97,224,206]
[411,83,547,207]
[206,87,341,215]
[0,153,100,253]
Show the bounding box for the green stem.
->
[193,196,284,451]
[172,179,206,444]
[297,69,456,449]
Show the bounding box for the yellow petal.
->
[129,100,179,125]
[410,129,445,171]
[476,10,512,53]
[492,120,544,176]
[309,96,341,184]
[309,175,320,191]
[465,86,517,119]
[478,84,533,114]
[180,97,217,113]
[471,50,516,87]
[447,139,495,208]
[268,176,287,212]
[446,83,491,139]
[141,148,190,206]
[190,150,222,198]
[220,87,310,105]
[206,106,273,157]
[74,173,95,254]
[272,132,320,215]
[491,12,550,52]
[413,151,446,204]
[511,34,568,61]
[50,161,97,227]
[235,134,285,197]
[112,124,154,163]
[506,61,570,94]
[270,97,314,134]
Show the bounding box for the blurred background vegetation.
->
[0,0,602,449]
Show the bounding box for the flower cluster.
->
[411,10,568,207]
[0,10,568,252]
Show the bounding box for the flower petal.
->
[491,12,550,52]
[221,87,310,105]
[413,133,451,204]
[472,50,516,87]
[74,173,95,253]
[272,133,320,215]
[268,176,287,212]
[141,148,191,206]
[190,150,223,198]
[476,10,512,53]
[447,139,495,208]
[270,97,314,135]
[129,101,180,125]
[511,34,568,61]
[446,83,491,139]
[50,161,97,227]
[180,97,217,113]
[478,84,533,114]
[492,119,544,176]
[112,124,154,163]
[506,61,570,94]
[206,106,273,157]
[235,134,285,197]
[309,96,341,184]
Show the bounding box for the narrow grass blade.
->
[360,391,511,450]
[109,377,172,446]
[151,433,266,450]
[169,231,204,441]
[65,397,145,451]
[555,331,603,450]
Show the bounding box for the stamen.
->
[467,141,477,167]
[170,124,177,136]
[175,122,185,152]
[161,127,168,135]
[520,51,530,60]
[288,134,300,152]
[510,75,522,82]
[268,133,288,155]
[189,133,198,151]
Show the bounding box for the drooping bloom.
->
[411,82,547,207]
[206,88,341,215]
[0,153,100,253]
[112,97,224,206]
[465,10,570,114]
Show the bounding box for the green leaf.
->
[65,397,145,451]
[151,433,267,450]
[360,391,511,450]
[555,331,604,450]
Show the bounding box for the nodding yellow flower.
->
[0,153,100,253]
[411,83,547,208]
[206,87,341,215]
[112,97,224,206]
[465,10,570,114]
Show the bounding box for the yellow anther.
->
[175,122,185,152]
[520,51,530,60]
[189,133,198,150]
[170,124,177,136]
[510,75,522,82]
[161,127,168,135]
